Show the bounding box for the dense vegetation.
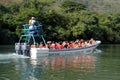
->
[0,0,120,44]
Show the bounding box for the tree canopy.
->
[0,0,120,44]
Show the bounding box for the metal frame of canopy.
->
[15,22,46,57]
[18,23,46,46]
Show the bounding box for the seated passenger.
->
[90,38,95,45]
[39,43,44,48]
[74,42,79,48]
[84,40,90,47]
[81,41,85,47]
[60,41,64,49]
[55,42,61,49]
[51,41,55,49]
[30,44,34,48]
[69,41,74,48]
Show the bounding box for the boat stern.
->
[30,48,37,59]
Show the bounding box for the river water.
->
[0,44,120,80]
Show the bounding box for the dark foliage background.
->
[0,0,120,44]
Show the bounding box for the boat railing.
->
[18,22,46,45]
[22,24,39,36]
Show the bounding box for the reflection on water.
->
[44,54,96,71]
[43,54,98,80]
[25,53,98,80]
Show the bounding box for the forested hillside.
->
[56,0,120,13]
[74,0,120,13]
[0,0,120,44]
[1,0,120,12]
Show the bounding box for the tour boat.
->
[15,23,101,59]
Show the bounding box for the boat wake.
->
[0,53,29,60]
[93,49,102,54]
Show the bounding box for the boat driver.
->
[28,17,37,33]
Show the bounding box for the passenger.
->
[72,42,77,48]
[74,42,79,48]
[42,44,46,48]
[47,41,51,49]
[79,38,84,43]
[55,42,61,49]
[62,41,67,48]
[90,38,95,45]
[64,42,69,48]
[78,42,81,47]
[81,41,85,47]
[36,43,39,48]
[45,44,48,48]
[39,43,44,48]
[51,41,55,49]
[75,39,79,43]
[84,40,90,47]
[87,40,90,46]
[30,44,34,48]
[67,42,71,48]
[69,41,74,48]
[59,41,64,49]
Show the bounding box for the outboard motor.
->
[21,43,30,56]
[15,43,21,55]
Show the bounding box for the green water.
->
[0,44,120,80]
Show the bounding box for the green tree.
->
[98,13,120,43]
